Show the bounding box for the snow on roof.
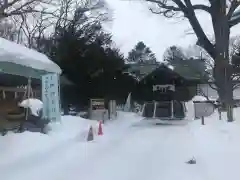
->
[19,98,43,116]
[0,37,61,74]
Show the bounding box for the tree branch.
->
[147,0,181,11]
[0,0,52,19]
[181,0,214,58]
[147,0,211,16]
[227,0,240,20]
[229,9,240,27]
[192,4,211,13]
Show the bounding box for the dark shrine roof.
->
[139,64,201,86]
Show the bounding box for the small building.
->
[133,65,201,120]
[0,37,61,130]
[133,64,200,103]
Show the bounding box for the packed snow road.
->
[1,111,240,180]
[58,123,201,180]
[0,118,205,180]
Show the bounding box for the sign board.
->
[153,84,175,92]
[193,101,215,119]
[42,73,61,122]
[89,99,107,121]
[91,99,105,110]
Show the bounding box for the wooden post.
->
[14,92,18,99]
[102,111,106,124]
[201,116,205,125]
[25,77,31,120]
[153,101,157,118]
[218,109,222,120]
[171,100,174,118]
[2,90,5,99]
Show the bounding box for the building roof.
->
[140,64,201,85]
[0,73,73,87]
[0,37,61,78]
[125,62,161,79]
[133,64,199,102]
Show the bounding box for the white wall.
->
[198,84,240,100]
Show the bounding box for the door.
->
[173,101,185,118]
[155,101,171,118]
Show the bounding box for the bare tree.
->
[0,0,55,19]
[189,36,240,90]
[12,12,53,48]
[145,0,240,121]
[3,0,108,48]
[0,19,18,40]
[53,0,109,30]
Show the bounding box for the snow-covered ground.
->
[1,101,240,180]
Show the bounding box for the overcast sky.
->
[104,0,240,61]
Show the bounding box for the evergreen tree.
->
[127,41,157,64]
[37,10,137,106]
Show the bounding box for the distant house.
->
[197,82,240,100]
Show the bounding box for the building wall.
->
[197,84,240,99]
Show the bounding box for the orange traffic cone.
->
[98,120,103,136]
[87,126,94,141]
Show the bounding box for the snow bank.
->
[0,115,99,167]
[187,108,240,180]
[0,37,61,74]
[0,111,142,166]
[48,115,99,140]
[185,100,195,121]
[0,131,57,167]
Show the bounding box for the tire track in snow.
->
[54,124,174,180]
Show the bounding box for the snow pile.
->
[187,110,240,180]
[0,37,61,74]
[0,131,57,167]
[185,100,195,121]
[0,111,142,166]
[48,115,99,140]
[0,115,99,167]
[19,98,43,116]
